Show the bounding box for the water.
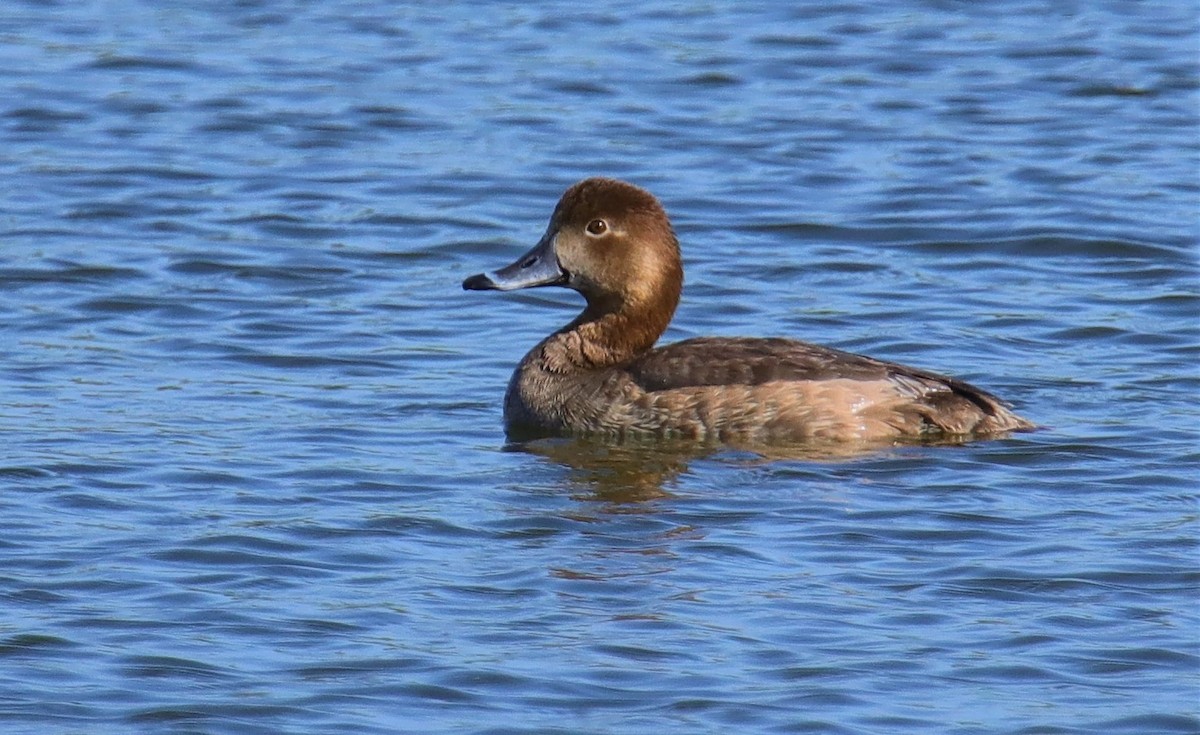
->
[2,1,1198,733]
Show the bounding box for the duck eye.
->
[585,219,608,236]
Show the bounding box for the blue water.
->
[2,1,1198,733]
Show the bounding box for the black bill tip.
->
[462,273,497,291]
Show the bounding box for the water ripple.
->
[0,2,1195,734]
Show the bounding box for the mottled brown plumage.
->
[464,177,1035,445]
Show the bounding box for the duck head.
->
[463,178,683,330]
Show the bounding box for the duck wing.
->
[629,337,894,388]
[627,337,1032,434]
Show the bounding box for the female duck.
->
[463,178,1034,444]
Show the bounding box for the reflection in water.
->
[506,436,702,502]
[507,433,995,500]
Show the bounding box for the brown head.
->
[463,178,684,358]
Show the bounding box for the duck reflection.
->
[505,436,701,502]
[505,434,951,501]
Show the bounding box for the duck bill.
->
[462,234,567,291]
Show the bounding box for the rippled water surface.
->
[2,1,1198,733]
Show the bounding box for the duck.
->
[463,177,1035,445]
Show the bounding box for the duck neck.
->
[541,299,674,372]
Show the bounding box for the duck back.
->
[625,337,1034,439]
